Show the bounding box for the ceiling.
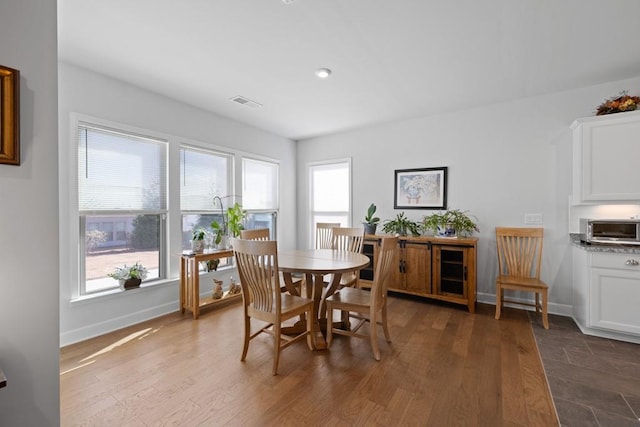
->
[58,0,640,141]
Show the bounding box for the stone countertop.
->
[570,233,640,254]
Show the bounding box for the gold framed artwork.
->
[0,64,20,165]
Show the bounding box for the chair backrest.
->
[495,227,543,279]
[316,222,340,249]
[371,237,398,309]
[332,227,365,253]
[240,228,270,241]
[231,237,281,313]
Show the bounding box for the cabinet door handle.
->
[625,259,639,266]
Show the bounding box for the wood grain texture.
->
[61,299,558,426]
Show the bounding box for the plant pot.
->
[437,224,456,237]
[191,239,205,253]
[363,223,378,235]
[120,278,142,290]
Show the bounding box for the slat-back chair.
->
[495,227,549,329]
[316,222,340,249]
[239,227,302,294]
[325,236,398,360]
[231,238,314,375]
[240,228,270,241]
[331,227,365,288]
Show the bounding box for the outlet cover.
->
[524,213,543,224]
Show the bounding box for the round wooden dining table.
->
[278,249,370,350]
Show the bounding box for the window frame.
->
[75,120,169,296]
[308,158,352,248]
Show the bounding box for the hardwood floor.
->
[60,296,558,426]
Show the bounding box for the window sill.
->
[69,278,178,305]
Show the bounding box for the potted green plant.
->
[382,212,420,236]
[226,202,247,238]
[421,209,479,238]
[191,228,207,253]
[211,202,247,248]
[108,262,148,290]
[363,203,380,235]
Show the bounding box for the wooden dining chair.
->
[331,227,365,289]
[316,222,340,249]
[325,236,398,360]
[239,228,270,240]
[231,238,314,375]
[495,227,549,329]
[239,227,302,295]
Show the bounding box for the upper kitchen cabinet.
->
[571,110,640,204]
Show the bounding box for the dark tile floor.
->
[529,312,640,427]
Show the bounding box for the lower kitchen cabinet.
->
[361,235,477,312]
[573,247,640,342]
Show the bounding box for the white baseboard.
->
[476,292,573,317]
[60,301,178,347]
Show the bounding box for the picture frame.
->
[394,167,447,209]
[0,64,20,166]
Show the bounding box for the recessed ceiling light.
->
[315,68,332,79]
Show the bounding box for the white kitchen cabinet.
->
[571,110,640,203]
[572,246,640,343]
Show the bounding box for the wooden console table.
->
[180,249,240,319]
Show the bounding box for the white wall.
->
[297,75,640,314]
[0,1,60,425]
[58,62,297,346]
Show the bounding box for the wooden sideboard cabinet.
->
[360,235,477,313]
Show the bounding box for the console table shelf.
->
[180,249,239,319]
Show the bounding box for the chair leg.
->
[272,323,281,376]
[305,306,314,351]
[495,284,502,320]
[241,313,251,361]
[535,292,540,314]
[369,311,381,361]
[541,289,549,330]
[326,301,333,347]
[381,303,391,343]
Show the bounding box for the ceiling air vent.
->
[230,96,262,108]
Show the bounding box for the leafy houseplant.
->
[191,228,207,253]
[421,209,479,238]
[108,262,148,290]
[363,203,380,235]
[211,202,247,247]
[226,202,247,238]
[382,212,421,236]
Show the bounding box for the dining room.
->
[3,1,640,426]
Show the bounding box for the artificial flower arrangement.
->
[107,262,148,281]
[596,91,640,116]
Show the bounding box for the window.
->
[180,146,233,251]
[309,160,351,247]
[243,158,279,238]
[78,123,167,294]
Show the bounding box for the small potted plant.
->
[363,203,380,235]
[108,262,148,290]
[421,209,479,238]
[382,212,421,236]
[191,228,208,253]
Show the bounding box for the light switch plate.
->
[524,213,543,224]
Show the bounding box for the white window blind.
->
[180,147,231,211]
[78,124,167,212]
[243,158,278,210]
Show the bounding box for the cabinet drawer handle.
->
[625,259,639,266]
